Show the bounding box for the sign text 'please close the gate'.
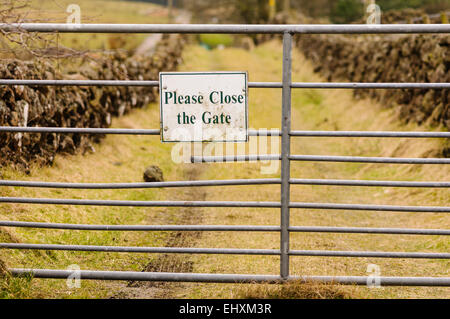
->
[160,72,248,142]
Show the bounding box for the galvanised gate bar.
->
[0,23,450,286]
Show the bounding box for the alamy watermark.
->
[66,4,81,26]
[361,0,381,25]
[367,3,381,25]
[66,264,81,289]
[170,127,280,175]
[366,264,382,288]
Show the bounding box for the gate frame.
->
[0,23,450,287]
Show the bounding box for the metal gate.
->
[0,23,450,287]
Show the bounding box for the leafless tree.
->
[0,0,87,59]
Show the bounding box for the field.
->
[2,0,171,53]
[1,40,448,299]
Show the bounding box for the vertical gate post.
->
[280,32,292,280]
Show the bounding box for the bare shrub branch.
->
[0,0,88,59]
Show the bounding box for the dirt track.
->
[111,164,205,299]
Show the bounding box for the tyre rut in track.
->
[112,164,205,299]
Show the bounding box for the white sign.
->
[159,72,248,142]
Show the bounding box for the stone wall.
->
[0,35,185,169]
[296,33,449,129]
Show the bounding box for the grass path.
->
[1,40,448,299]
